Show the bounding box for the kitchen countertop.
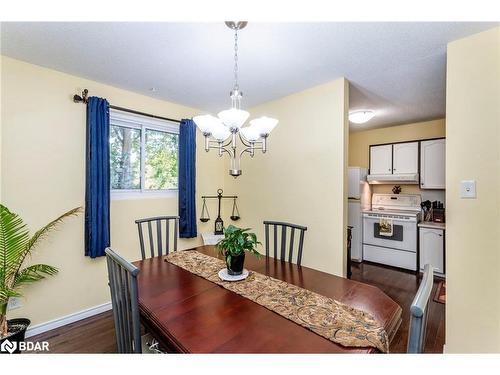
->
[418,221,446,230]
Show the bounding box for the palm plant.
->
[0,204,81,338]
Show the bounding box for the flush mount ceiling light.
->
[349,110,375,124]
[193,21,279,178]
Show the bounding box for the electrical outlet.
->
[7,297,22,310]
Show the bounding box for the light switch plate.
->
[460,180,476,199]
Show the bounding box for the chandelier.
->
[193,21,278,177]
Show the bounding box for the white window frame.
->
[110,109,180,200]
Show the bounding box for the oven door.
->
[363,215,417,252]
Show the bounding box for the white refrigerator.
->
[348,167,371,262]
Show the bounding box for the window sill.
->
[111,189,178,201]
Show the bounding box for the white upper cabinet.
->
[421,139,446,189]
[369,145,393,175]
[392,142,419,175]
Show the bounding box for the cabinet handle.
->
[388,168,391,171]
[438,234,443,237]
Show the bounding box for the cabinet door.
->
[421,139,445,189]
[419,228,444,274]
[370,145,393,175]
[393,142,418,174]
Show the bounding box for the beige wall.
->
[349,118,445,195]
[445,27,500,352]
[0,56,225,326]
[225,78,349,277]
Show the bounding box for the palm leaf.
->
[0,205,30,287]
[13,264,59,287]
[0,287,22,306]
[1,205,81,306]
[26,206,82,253]
[13,206,82,275]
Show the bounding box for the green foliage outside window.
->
[109,125,178,191]
[145,129,178,190]
[110,126,141,189]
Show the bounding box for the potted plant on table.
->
[216,225,260,275]
[0,204,81,353]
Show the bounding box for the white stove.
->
[362,194,422,271]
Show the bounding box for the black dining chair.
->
[407,264,434,353]
[135,216,179,260]
[105,247,142,354]
[263,221,308,265]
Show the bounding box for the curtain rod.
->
[73,89,182,124]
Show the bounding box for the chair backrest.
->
[135,216,179,259]
[105,248,141,354]
[263,221,308,265]
[407,264,434,353]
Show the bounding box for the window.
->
[109,109,179,199]
[110,126,141,189]
[144,129,178,189]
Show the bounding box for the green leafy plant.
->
[0,204,81,338]
[216,225,261,267]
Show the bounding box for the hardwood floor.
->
[29,261,445,354]
[29,310,117,353]
[351,261,445,353]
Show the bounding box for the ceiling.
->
[1,22,497,130]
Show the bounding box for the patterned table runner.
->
[165,250,389,353]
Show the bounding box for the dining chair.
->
[407,264,434,353]
[105,247,142,354]
[263,221,308,265]
[135,216,179,259]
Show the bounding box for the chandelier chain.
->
[233,29,239,90]
[195,22,277,178]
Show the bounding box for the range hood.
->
[367,173,419,184]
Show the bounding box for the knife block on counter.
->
[433,208,445,223]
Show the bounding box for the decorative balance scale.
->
[200,189,240,235]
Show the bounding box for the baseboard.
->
[25,302,112,338]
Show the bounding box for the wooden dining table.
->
[134,245,402,353]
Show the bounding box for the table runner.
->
[165,250,389,353]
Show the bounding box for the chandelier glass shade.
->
[193,22,278,177]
